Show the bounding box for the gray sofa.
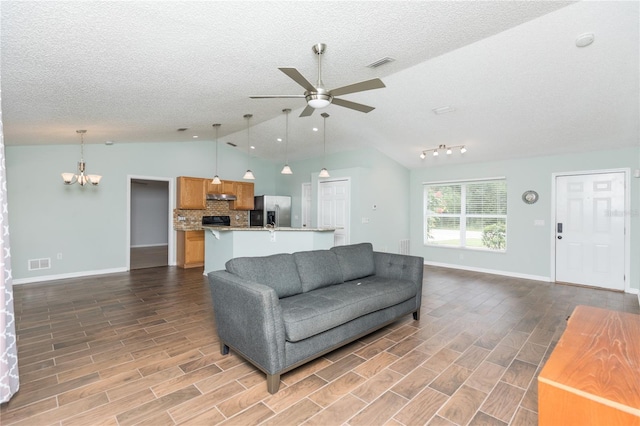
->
[207,242,424,393]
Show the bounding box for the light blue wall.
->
[410,147,640,291]
[7,138,638,294]
[6,140,276,281]
[276,148,411,253]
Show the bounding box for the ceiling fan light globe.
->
[305,92,332,109]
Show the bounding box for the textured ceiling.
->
[1,1,638,169]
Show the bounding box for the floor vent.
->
[28,258,51,271]
[399,239,410,255]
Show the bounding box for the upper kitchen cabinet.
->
[207,179,236,195]
[230,182,254,210]
[177,176,206,209]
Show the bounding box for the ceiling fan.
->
[250,43,386,117]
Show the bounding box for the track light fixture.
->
[419,144,467,159]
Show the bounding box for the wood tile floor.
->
[2,266,639,425]
[130,245,168,270]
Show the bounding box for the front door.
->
[555,172,625,290]
[319,179,350,246]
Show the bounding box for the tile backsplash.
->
[173,200,249,229]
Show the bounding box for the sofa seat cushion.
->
[331,243,375,281]
[279,276,418,342]
[225,253,303,298]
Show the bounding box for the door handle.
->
[557,236,562,240]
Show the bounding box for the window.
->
[424,179,507,251]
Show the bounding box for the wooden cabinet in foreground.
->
[230,181,254,210]
[538,305,640,425]
[176,230,204,268]
[176,176,206,209]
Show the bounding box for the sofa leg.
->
[413,311,420,321]
[220,343,229,355]
[266,373,281,394]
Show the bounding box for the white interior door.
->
[555,172,625,290]
[319,179,350,246]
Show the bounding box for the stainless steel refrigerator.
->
[249,196,292,227]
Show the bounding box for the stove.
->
[202,215,231,226]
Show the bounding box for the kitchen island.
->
[202,226,335,273]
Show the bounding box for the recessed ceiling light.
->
[250,145,255,150]
[105,140,114,146]
[277,138,282,142]
[432,106,456,115]
[312,127,318,132]
[575,33,594,47]
[192,135,198,139]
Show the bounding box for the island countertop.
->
[201,226,335,232]
[203,227,336,272]
[175,225,336,232]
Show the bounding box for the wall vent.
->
[399,239,410,255]
[367,57,396,68]
[28,258,51,271]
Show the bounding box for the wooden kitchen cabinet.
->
[177,176,206,209]
[176,230,204,268]
[230,181,254,210]
[207,179,236,195]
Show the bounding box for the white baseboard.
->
[13,267,128,285]
[425,261,640,298]
[130,243,168,248]
[424,261,551,283]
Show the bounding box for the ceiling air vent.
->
[366,57,396,68]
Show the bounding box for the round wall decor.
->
[522,190,539,204]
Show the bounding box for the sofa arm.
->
[207,270,286,375]
[373,252,424,316]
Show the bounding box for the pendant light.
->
[242,114,255,180]
[212,123,222,184]
[318,112,330,178]
[61,130,102,186]
[281,108,293,175]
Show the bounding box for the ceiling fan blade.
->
[332,98,376,113]
[330,78,385,97]
[299,105,315,117]
[249,95,306,99]
[279,68,316,92]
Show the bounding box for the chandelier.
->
[61,130,102,186]
[420,144,467,159]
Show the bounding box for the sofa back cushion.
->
[330,243,376,281]
[293,250,344,292]
[225,253,303,298]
